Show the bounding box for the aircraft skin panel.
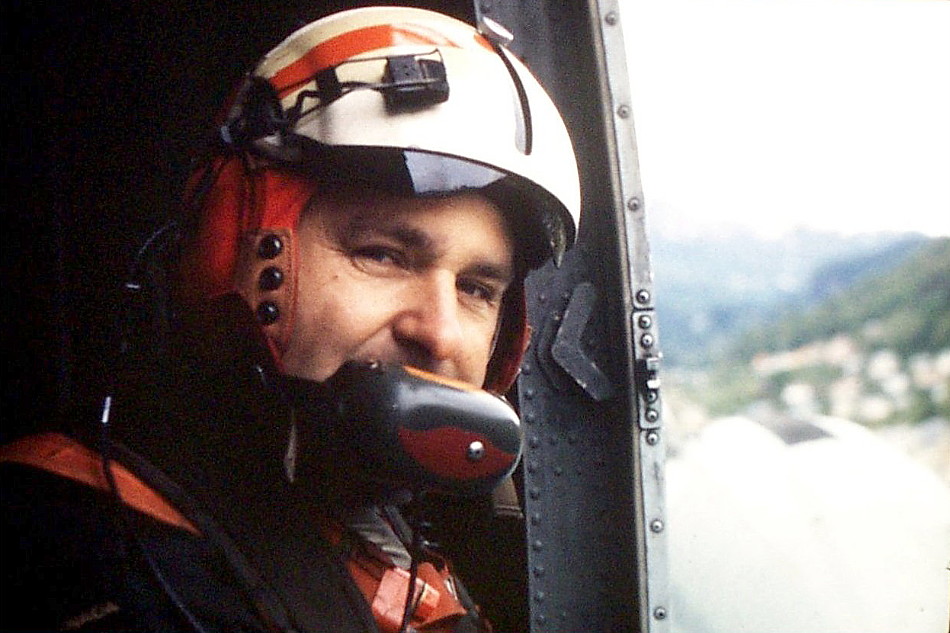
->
[474,2,668,632]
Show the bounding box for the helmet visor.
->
[272,141,569,269]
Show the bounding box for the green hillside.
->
[695,237,950,425]
[650,229,927,367]
[731,237,950,361]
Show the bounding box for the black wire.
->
[91,178,214,633]
[98,394,304,633]
[279,48,441,96]
[279,49,446,127]
[396,496,438,633]
[89,91,321,632]
[99,397,213,633]
[291,81,372,121]
[96,217,302,632]
[399,554,421,633]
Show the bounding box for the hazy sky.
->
[621,0,950,238]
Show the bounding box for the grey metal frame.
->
[475,1,669,631]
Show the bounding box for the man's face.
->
[281,190,515,387]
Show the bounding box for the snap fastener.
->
[466,440,486,461]
[259,266,284,291]
[256,301,280,325]
[257,234,283,259]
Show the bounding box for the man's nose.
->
[392,271,464,365]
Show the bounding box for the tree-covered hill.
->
[686,237,950,425]
[651,228,929,367]
[730,237,950,362]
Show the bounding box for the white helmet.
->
[221,5,580,266]
[183,7,581,392]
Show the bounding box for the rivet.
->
[529,436,540,448]
[635,289,651,304]
[526,460,538,473]
[533,565,545,577]
[533,591,546,603]
[650,518,664,533]
[654,607,668,620]
[646,430,660,445]
[641,333,655,348]
[645,408,660,423]
[646,390,659,403]
[524,388,535,400]
[532,539,544,551]
[258,266,284,291]
[257,234,283,259]
[553,466,563,476]
[604,11,618,25]
[638,314,652,329]
[530,513,541,525]
[256,301,280,325]
[466,441,486,461]
[525,412,536,424]
[617,104,631,119]
[627,197,641,211]
[529,487,541,500]
[535,614,547,625]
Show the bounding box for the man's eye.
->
[352,246,404,268]
[458,279,501,305]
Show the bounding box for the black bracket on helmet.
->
[282,50,450,126]
[222,50,451,162]
[381,54,449,110]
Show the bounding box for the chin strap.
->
[491,476,523,519]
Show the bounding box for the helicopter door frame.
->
[474,1,670,631]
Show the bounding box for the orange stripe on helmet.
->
[271,24,489,98]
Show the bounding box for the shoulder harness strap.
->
[2,433,486,631]
[0,432,199,535]
[321,519,478,633]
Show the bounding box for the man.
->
[1,6,580,632]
